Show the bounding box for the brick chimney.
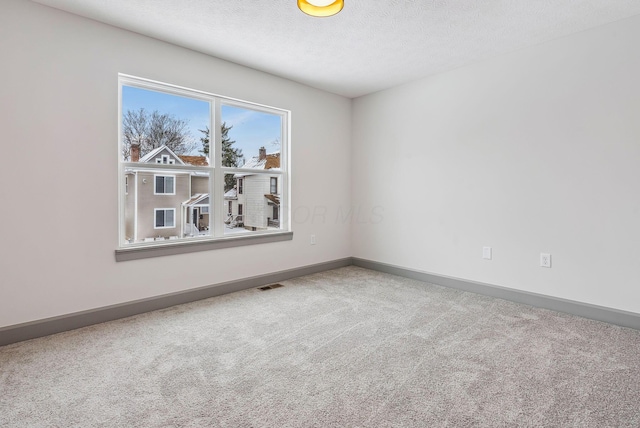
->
[259,146,266,161]
[131,143,140,162]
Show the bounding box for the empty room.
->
[1,0,639,426]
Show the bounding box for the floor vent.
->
[258,284,284,291]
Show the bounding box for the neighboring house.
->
[232,147,281,230]
[124,144,209,242]
[223,187,243,228]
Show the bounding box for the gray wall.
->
[0,0,352,328]
[351,15,640,314]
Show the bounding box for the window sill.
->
[115,231,293,262]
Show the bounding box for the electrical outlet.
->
[482,247,492,260]
[540,253,551,268]
[310,235,316,245]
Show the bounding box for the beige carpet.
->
[1,266,639,427]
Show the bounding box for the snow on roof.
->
[224,188,237,199]
[239,152,280,170]
[183,193,209,206]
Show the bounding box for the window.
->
[117,75,291,260]
[154,209,175,228]
[154,175,175,195]
[155,155,175,165]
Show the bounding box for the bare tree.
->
[122,108,196,160]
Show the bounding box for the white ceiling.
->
[31,0,640,98]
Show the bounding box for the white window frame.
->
[154,174,176,195]
[117,74,292,261]
[154,208,176,229]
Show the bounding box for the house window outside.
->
[118,74,290,258]
[154,209,175,228]
[156,155,175,165]
[154,175,175,195]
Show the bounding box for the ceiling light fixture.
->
[298,0,344,17]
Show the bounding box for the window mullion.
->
[212,98,224,238]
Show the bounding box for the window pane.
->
[220,105,282,170]
[121,84,212,245]
[155,176,164,193]
[121,86,210,162]
[124,168,211,242]
[223,173,281,235]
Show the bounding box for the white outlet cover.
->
[540,253,551,268]
[483,247,492,260]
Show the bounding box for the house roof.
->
[179,155,209,166]
[139,145,186,165]
[240,152,280,170]
[264,194,280,206]
[183,193,209,206]
[224,188,237,199]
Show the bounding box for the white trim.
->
[119,74,289,116]
[213,98,224,237]
[133,171,138,242]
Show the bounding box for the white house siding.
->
[243,175,271,229]
[225,198,239,218]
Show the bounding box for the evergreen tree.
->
[199,123,244,190]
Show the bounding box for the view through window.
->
[119,75,288,249]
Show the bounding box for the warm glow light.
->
[298,0,344,17]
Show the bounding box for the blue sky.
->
[122,86,281,159]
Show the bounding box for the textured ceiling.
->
[30,0,640,98]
